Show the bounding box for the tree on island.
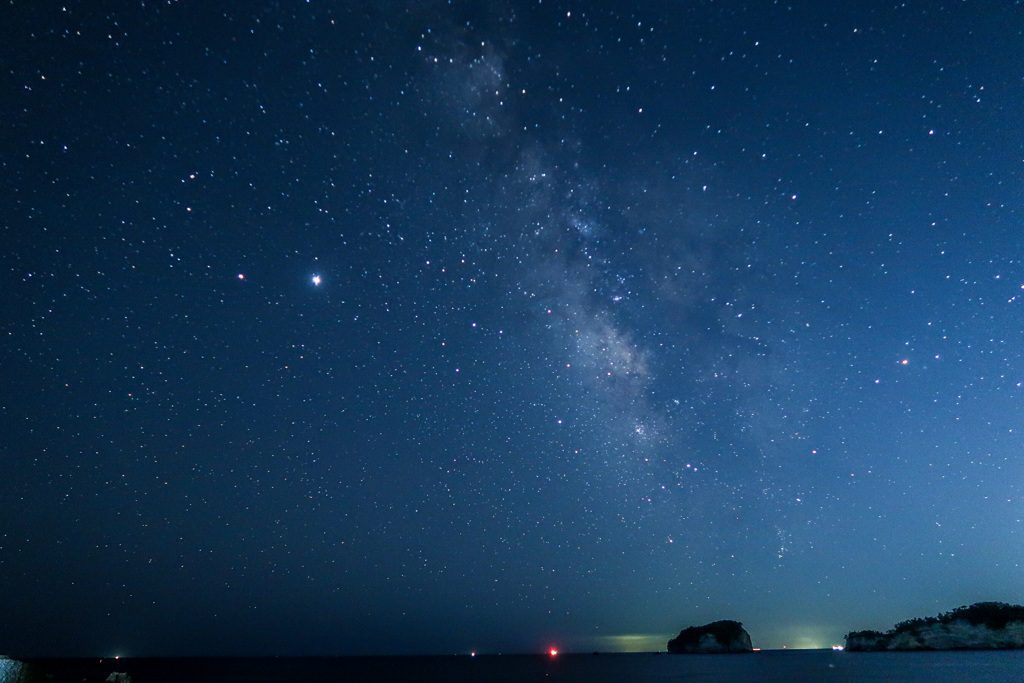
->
[894,602,1024,632]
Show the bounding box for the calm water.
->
[7,650,1024,682]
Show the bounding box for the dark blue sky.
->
[2,0,1022,656]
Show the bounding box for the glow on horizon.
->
[782,634,830,650]
[593,634,668,652]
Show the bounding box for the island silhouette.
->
[665,602,1024,653]
[845,602,1024,651]
[667,620,753,654]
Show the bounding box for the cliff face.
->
[667,620,753,654]
[847,620,1024,651]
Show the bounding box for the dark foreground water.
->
[5,650,1024,683]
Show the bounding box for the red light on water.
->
[549,648,558,656]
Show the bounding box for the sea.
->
[4,649,1024,683]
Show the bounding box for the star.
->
[312,274,321,286]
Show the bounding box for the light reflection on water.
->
[3,650,1024,683]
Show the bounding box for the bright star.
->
[312,275,322,286]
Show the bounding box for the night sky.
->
[3,0,1023,657]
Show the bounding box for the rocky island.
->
[667,619,753,654]
[845,602,1024,651]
